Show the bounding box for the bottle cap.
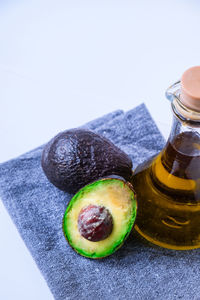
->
[181,66,200,112]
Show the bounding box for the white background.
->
[0,0,200,299]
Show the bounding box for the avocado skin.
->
[41,129,132,193]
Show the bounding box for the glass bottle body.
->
[132,99,200,250]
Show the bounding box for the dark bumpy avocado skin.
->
[41,129,132,193]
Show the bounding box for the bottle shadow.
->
[96,229,199,266]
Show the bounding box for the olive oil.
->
[132,132,200,250]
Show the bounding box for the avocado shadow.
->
[93,228,199,268]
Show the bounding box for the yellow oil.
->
[132,132,200,250]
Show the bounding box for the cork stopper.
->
[181,66,200,112]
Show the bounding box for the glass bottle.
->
[132,66,200,250]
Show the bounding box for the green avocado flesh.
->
[63,178,137,259]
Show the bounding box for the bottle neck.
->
[154,99,200,187]
[168,113,200,146]
[168,97,200,145]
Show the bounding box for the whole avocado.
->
[41,129,132,193]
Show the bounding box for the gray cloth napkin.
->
[0,103,199,300]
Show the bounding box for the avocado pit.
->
[78,205,113,242]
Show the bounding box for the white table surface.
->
[0,0,200,299]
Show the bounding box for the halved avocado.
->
[63,178,137,259]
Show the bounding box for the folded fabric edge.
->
[126,103,166,141]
